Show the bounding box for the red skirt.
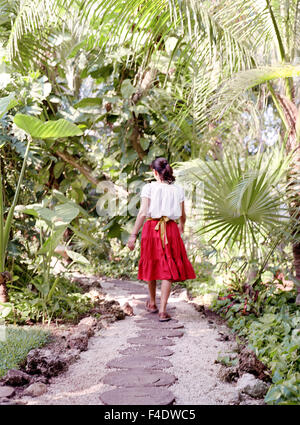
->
[138,219,196,282]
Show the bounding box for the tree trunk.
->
[55,151,100,186]
[292,244,300,280]
[0,272,11,303]
[277,94,300,295]
[128,68,158,159]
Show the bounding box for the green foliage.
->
[0,93,16,118]
[1,0,300,361]
[2,275,95,324]
[212,280,300,405]
[13,114,83,139]
[94,238,140,280]
[215,354,238,368]
[176,144,293,252]
[0,326,50,378]
[0,95,84,275]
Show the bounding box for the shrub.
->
[212,284,300,405]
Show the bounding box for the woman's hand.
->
[178,223,184,234]
[127,234,137,250]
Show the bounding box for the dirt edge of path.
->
[0,273,131,404]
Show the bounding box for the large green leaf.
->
[0,302,13,318]
[52,204,80,226]
[65,249,90,265]
[69,225,99,246]
[37,227,66,255]
[74,97,102,109]
[52,190,89,217]
[13,114,83,139]
[204,65,300,125]
[0,94,17,119]
[20,202,80,227]
[121,79,136,98]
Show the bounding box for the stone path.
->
[17,277,262,405]
[99,285,184,405]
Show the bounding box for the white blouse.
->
[140,181,185,220]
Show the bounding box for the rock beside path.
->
[217,367,239,383]
[25,349,69,378]
[1,369,31,387]
[236,373,269,398]
[122,302,134,316]
[66,332,89,352]
[238,348,270,381]
[23,383,47,397]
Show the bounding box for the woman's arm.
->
[178,201,186,234]
[127,197,150,250]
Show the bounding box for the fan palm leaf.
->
[175,143,294,256]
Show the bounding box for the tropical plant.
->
[3,1,300,281]
[1,274,96,324]
[212,282,300,405]
[0,111,83,303]
[175,143,300,280]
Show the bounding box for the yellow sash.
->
[147,216,172,249]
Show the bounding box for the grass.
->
[0,325,50,378]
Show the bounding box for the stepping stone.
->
[100,387,175,405]
[140,310,176,320]
[136,322,184,330]
[119,346,174,357]
[127,337,175,346]
[107,355,172,370]
[127,290,148,295]
[105,280,142,291]
[135,318,179,324]
[102,370,176,387]
[137,329,184,338]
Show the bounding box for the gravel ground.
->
[17,279,259,405]
[167,295,239,404]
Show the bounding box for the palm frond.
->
[6,0,61,61]
[175,144,294,257]
[195,64,300,131]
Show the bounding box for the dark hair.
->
[150,157,175,184]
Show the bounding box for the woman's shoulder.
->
[140,181,152,197]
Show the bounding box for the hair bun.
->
[151,157,175,184]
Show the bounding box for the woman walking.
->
[127,157,196,321]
